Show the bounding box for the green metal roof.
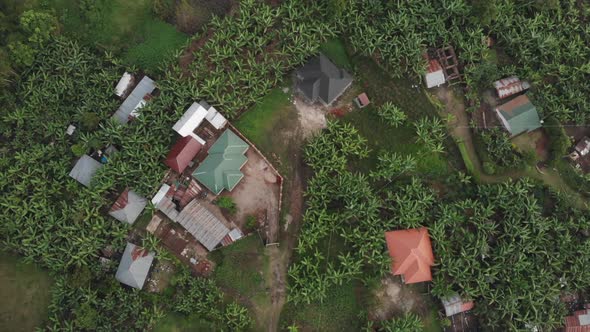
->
[497,95,541,136]
[193,130,249,195]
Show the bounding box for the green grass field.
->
[209,235,268,301]
[280,280,365,331]
[50,0,189,72]
[0,253,53,332]
[343,53,449,176]
[153,312,219,332]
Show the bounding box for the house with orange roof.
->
[384,227,435,284]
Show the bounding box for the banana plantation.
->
[1,0,590,331]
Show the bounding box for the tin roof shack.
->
[69,155,103,187]
[563,304,590,332]
[442,295,474,317]
[173,102,208,144]
[295,53,353,105]
[569,137,590,173]
[384,227,435,284]
[192,129,249,195]
[495,95,541,137]
[494,76,530,99]
[114,72,134,97]
[108,189,148,225]
[113,76,156,124]
[115,242,155,289]
[425,59,446,88]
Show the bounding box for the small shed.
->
[66,124,76,136]
[384,227,434,284]
[201,100,228,130]
[112,76,156,124]
[164,136,203,173]
[354,93,370,108]
[495,95,541,137]
[494,76,531,99]
[108,189,148,225]
[425,59,446,88]
[441,294,475,317]
[69,155,103,187]
[564,304,590,331]
[151,183,172,206]
[115,72,133,97]
[115,242,155,289]
[175,199,230,251]
[172,102,208,144]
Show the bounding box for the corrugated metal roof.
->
[152,184,171,205]
[175,199,230,251]
[296,53,352,105]
[164,136,203,173]
[193,130,249,195]
[496,95,541,136]
[441,294,474,316]
[575,137,590,156]
[115,242,154,289]
[201,100,228,130]
[68,155,103,187]
[494,76,530,99]
[173,102,208,137]
[112,76,155,124]
[108,189,147,225]
[115,72,133,97]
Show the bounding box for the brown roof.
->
[385,227,435,283]
[164,136,203,173]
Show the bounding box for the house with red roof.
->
[425,58,446,88]
[164,136,203,173]
[385,227,435,284]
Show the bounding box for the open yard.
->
[0,253,53,332]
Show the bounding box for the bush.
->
[79,111,100,131]
[377,102,407,127]
[215,196,237,215]
[152,0,175,21]
[245,215,258,232]
[71,143,87,157]
[544,117,571,165]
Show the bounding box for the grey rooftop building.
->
[295,53,352,105]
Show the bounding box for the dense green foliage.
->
[166,0,338,118]
[289,120,590,330]
[478,127,523,171]
[340,0,590,123]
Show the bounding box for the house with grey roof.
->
[495,95,541,137]
[108,189,148,225]
[69,155,103,187]
[115,242,154,289]
[112,76,156,124]
[295,53,352,105]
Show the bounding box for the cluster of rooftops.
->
[67,73,253,290]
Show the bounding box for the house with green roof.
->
[192,130,249,195]
[495,95,541,137]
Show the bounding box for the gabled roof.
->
[565,306,590,331]
[164,136,203,173]
[108,189,147,225]
[113,76,156,124]
[151,183,172,206]
[496,95,541,136]
[494,76,530,99]
[69,155,103,187]
[192,130,249,195]
[385,227,434,284]
[115,242,154,289]
[296,53,352,105]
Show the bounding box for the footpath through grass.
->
[0,253,53,332]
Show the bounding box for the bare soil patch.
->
[368,275,430,322]
[292,97,327,139]
[228,148,281,241]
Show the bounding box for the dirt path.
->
[436,87,588,208]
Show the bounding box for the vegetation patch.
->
[320,38,352,70]
[0,253,53,332]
